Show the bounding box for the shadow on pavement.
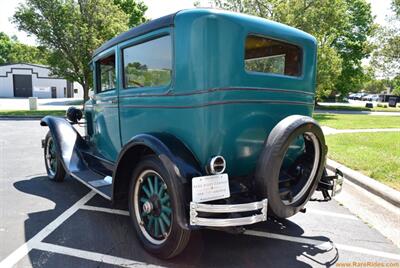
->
[14,175,339,267]
[13,176,89,241]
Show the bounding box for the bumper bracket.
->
[317,168,344,201]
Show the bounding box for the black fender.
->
[112,133,202,229]
[40,116,88,173]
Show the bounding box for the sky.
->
[0,0,395,46]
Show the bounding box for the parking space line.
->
[306,209,359,220]
[244,230,400,261]
[0,191,96,268]
[335,243,400,261]
[34,242,164,268]
[80,205,130,216]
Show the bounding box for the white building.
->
[0,63,83,99]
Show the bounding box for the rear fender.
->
[113,133,202,229]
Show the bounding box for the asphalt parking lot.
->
[0,120,399,267]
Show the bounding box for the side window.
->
[123,35,172,89]
[245,35,302,77]
[96,54,116,93]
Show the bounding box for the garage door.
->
[13,74,33,97]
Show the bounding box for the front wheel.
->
[128,155,191,259]
[43,131,66,182]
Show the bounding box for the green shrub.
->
[377,103,388,108]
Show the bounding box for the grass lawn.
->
[316,104,400,112]
[326,132,400,190]
[313,114,400,129]
[0,110,65,117]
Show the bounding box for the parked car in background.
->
[348,93,357,100]
[370,94,380,102]
[355,93,368,100]
[361,94,373,101]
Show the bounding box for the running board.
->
[70,169,112,200]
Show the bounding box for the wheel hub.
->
[143,201,153,214]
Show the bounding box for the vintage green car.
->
[41,8,343,259]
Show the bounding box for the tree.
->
[363,79,389,94]
[393,0,400,17]
[203,0,374,100]
[0,33,13,64]
[333,0,374,96]
[13,0,146,101]
[393,80,400,96]
[114,0,148,27]
[371,0,400,83]
[0,32,49,65]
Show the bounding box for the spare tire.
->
[255,115,327,218]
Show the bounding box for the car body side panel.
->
[117,10,316,177]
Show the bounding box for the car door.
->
[92,49,121,161]
[118,31,173,145]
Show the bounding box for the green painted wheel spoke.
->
[147,177,154,194]
[142,185,151,198]
[141,211,148,217]
[50,158,57,171]
[158,184,165,196]
[158,218,166,235]
[154,218,160,237]
[160,194,170,204]
[147,216,154,231]
[161,213,171,226]
[140,197,147,203]
[162,205,172,215]
[154,176,159,195]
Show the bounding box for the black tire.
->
[128,155,191,259]
[43,131,66,182]
[255,115,326,218]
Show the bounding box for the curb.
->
[0,116,43,120]
[326,159,400,207]
[0,115,68,120]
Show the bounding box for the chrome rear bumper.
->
[189,199,268,227]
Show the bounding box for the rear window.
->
[245,35,302,77]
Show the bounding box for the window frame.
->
[120,32,173,91]
[94,51,117,94]
[244,33,304,79]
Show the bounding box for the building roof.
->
[93,12,177,57]
[0,63,51,69]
